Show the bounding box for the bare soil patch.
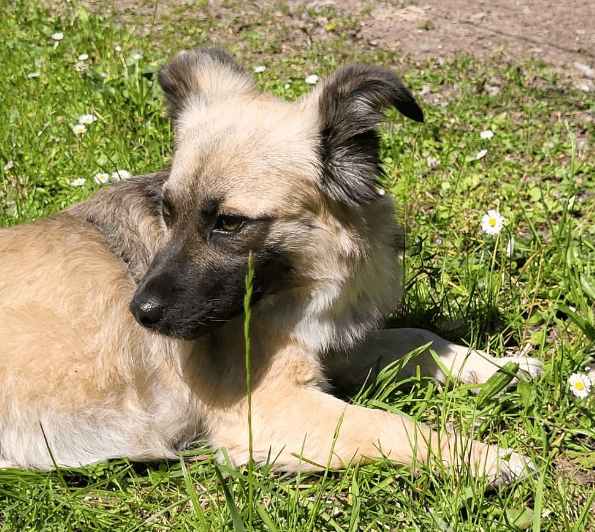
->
[84,1,595,89]
[305,0,595,89]
[336,0,594,66]
[210,0,594,89]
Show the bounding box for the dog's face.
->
[130,47,422,344]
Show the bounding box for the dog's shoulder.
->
[68,170,168,280]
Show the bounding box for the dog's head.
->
[130,47,422,349]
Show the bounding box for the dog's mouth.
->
[150,315,236,340]
[129,295,235,339]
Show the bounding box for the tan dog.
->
[0,48,541,484]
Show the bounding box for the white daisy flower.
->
[114,44,122,52]
[305,74,320,85]
[480,130,494,140]
[73,61,85,71]
[93,172,110,185]
[79,114,96,125]
[481,210,505,235]
[27,72,41,78]
[51,32,64,41]
[476,149,488,160]
[132,53,143,61]
[253,65,266,73]
[72,124,87,136]
[71,178,86,187]
[111,169,131,181]
[569,373,592,398]
[78,53,89,61]
[3,160,14,171]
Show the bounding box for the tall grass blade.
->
[180,457,210,532]
[244,251,255,529]
[214,464,246,532]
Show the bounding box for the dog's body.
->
[0,48,541,482]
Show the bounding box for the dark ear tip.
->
[329,64,424,123]
[390,78,424,123]
[406,102,424,123]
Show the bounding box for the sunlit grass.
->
[1,1,594,530]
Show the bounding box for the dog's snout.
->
[131,295,165,329]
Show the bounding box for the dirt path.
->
[321,0,594,89]
[228,0,595,90]
[88,0,595,89]
[339,0,594,69]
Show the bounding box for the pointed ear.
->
[308,65,423,206]
[157,46,254,121]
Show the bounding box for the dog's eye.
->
[215,215,245,233]
[162,200,174,226]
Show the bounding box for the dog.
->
[0,47,542,484]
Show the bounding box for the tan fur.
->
[0,48,541,484]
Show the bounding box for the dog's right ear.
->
[158,47,254,121]
[305,65,423,207]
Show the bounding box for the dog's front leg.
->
[328,328,543,394]
[205,375,532,487]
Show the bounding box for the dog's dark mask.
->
[130,243,288,339]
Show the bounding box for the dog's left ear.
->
[307,65,423,206]
[158,46,254,122]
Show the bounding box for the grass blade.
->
[180,457,210,532]
[214,464,246,532]
[244,251,255,529]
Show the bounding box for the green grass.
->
[1,1,594,530]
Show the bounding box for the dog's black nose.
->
[131,295,164,329]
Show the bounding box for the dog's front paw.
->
[443,440,536,488]
[500,355,544,381]
[481,447,536,488]
[460,352,543,388]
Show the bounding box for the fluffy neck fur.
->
[258,196,403,354]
